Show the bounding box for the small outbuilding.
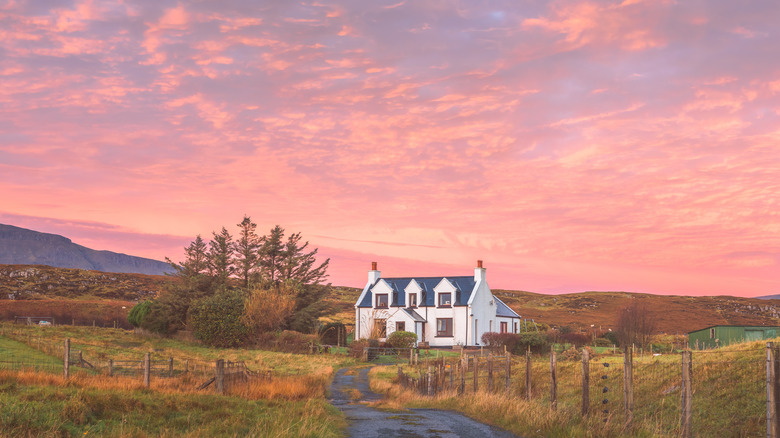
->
[688,325,780,349]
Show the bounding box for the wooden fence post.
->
[681,350,692,438]
[427,366,433,396]
[473,356,479,392]
[582,348,590,416]
[143,353,150,388]
[550,347,557,410]
[487,355,494,392]
[767,343,780,438]
[505,352,511,393]
[624,347,634,427]
[108,359,113,377]
[526,349,532,401]
[215,359,225,395]
[169,357,174,377]
[460,357,465,394]
[63,338,70,379]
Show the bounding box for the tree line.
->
[128,216,331,347]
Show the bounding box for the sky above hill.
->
[1,0,778,296]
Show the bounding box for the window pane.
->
[439,293,451,306]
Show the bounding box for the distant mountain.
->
[0,224,173,276]
[757,294,780,300]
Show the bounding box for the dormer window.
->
[438,293,451,307]
[376,294,388,308]
[408,293,417,308]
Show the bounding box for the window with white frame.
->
[408,293,417,307]
[438,293,451,307]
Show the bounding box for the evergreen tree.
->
[233,216,260,288]
[259,225,285,284]
[208,227,235,287]
[280,232,329,285]
[166,234,208,278]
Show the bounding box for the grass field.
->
[0,323,357,437]
[369,339,772,437]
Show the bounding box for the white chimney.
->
[368,261,381,284]
[474,260,486,282]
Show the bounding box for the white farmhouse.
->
[354,261,521,347]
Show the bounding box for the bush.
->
[319,322,347,346]
[349,338,379,360]
[188,290,250,348]
[127,301,151,328]
[387,331,417,349]
[140,299,184,336]
[481,331,549,355]
[559,332,591,348]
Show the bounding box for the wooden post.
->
[427,366,433,396]
[526,349,532,401]
[582,348,590,416]
[624,347,634,427]
[681,350,692,438]
[449,363,453,389]
[410,349,414,366]
[362,347,368,362]
[487,355,494,392]
[473,356,479,392]
[185,360,189,373]
[215,359,225,395]
[63,338,70,379]
[169,357,174,377]
[143,353,150,388]
[108,359,113,377]
[767,343,780,438]
[550,347,557,410]
[505,352,511,393]
[79,351,84,367]
[460,357,465,394]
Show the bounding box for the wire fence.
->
[0,328,271,395]
[395,345,772,437]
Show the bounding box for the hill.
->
[492,289,780,334]
[0,264,168,302]
[324,286,780,334]
[0,224,173,275]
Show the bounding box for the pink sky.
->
[1,0,779,297]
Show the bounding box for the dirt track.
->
[328,367,518,438]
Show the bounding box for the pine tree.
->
[280,232,329,285]
[166,235,208,278]
[233,216,260,288]
[259,225,285,284]
[207,227,234,286]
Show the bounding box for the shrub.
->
[387,331,417,349]
[127,301,151,328]
[188,290,250,348]
[139,299,184,336]
[481,332,548,354]
[559,332,591,348]
[349,338,379,360]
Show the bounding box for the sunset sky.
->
[1,0,778,297]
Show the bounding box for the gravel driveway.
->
[329,367,519,438]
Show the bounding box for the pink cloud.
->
[0,0,779,298]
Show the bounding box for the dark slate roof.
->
[402,308,427,322]
[495,296,520,318]
[357,276,477,308]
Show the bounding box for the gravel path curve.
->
[328,367,519,438]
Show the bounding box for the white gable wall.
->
[468,266,495,346]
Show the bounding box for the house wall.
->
[469,271,494,346]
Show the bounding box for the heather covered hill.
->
[492,290,780,334]
[0,224,173,275]
[0,264,167,302]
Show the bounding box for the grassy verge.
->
[0,370,344,437]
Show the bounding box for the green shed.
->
[688,325,780,349]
